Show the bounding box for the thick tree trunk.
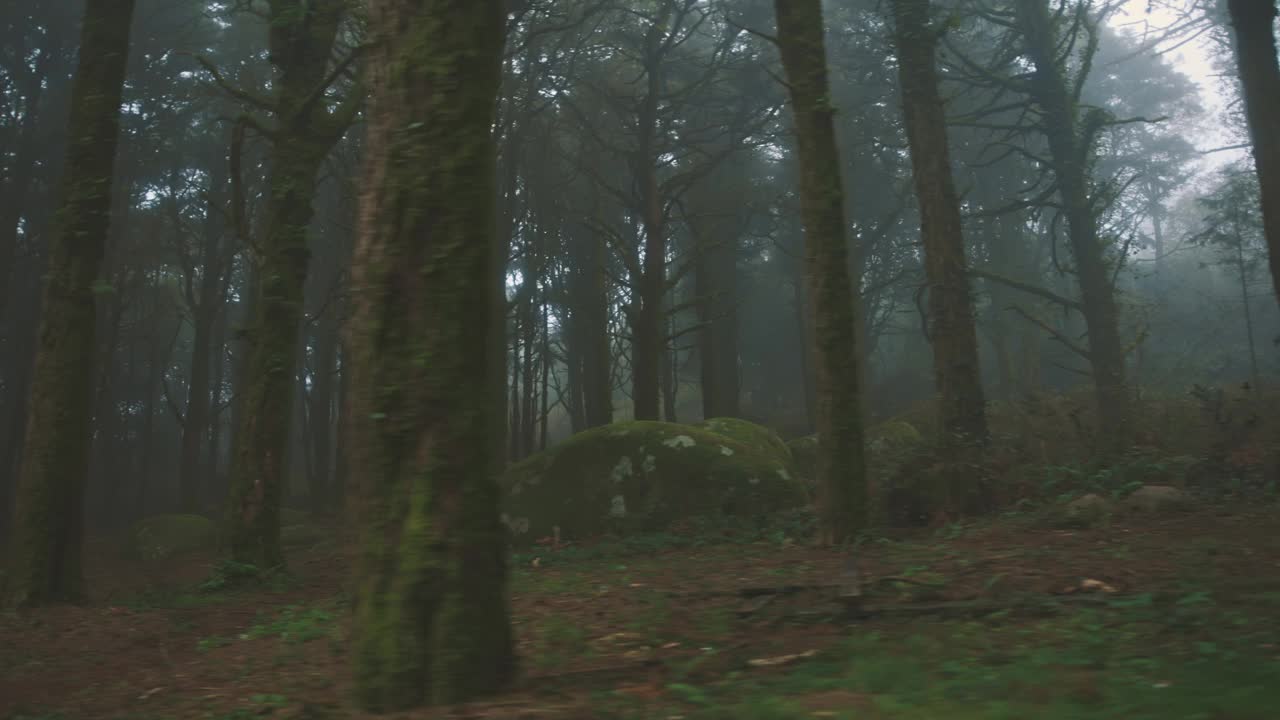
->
[225,0,351,569]
[1227,0,1280,308]
[891,0,988,448]
[774,0,869,544]
[348,0,514,710]
[1016,0,1131,451]
[4,0,135,608]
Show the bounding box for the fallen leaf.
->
[1080,578,1117,593]
[747,649,819,667]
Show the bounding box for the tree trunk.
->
[566,224,612,429]
[774,0,869,544]
[331,341,350,510]
[308,308,338,511]
[891,0,988,448]
[1016,0,1131,451]
[0,273,43,542]
[694,217,741,420]
[178,165,226,512]
[348,0,514,709]
[508,312,522,459]
[4,0,135,608]
[1227,0,1280,309]
[205,271,232,506]
[225,0,352,569]
[630,12,672,422]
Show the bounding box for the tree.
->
[347,0,515,710]
[1225,0,1280,308]
[773,0,868,544]
[1013,0,1132,449]
[1194,166,1267,385]
[889,0,988,449]
[4,0,136,607]
[215,0,361,569]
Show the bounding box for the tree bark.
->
[4,0,136,607]
[774,0,869,544]
[1227,0,1280,309]
[348,0,515,710]
[225,0,354,569]
[891,0,988,448]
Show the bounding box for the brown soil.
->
[2,503,1278,719]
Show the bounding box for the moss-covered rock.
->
[1051,493,1112,529]
[502,421,806,545]
[126,514,219,561]
[869,420,923,451]
[697,417,792,460]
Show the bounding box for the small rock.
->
[1121,485,1191,514]
[1055,493,1111,528]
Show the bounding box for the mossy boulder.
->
[126,514,219,561]
[502,421,806,545]
[1120,485,1192,514]
[869,420,924,451]
[697,417,792,460]
[1051,493,1112,529]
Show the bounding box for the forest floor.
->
[3,503,1280,720]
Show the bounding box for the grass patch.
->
[647,603,1280,719]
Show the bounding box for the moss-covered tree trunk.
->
[1227,0,1280,308]
[891,0,988,449]
[1015,0,1131,451]
[4,0,135,608]
[348,0,514,710]
[225,0,355,569]
[773,0,868,544]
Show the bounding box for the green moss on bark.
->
[347,0,514,711]
[773,0,869,544]
[4,0,136,608]
[224,0,354,571]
